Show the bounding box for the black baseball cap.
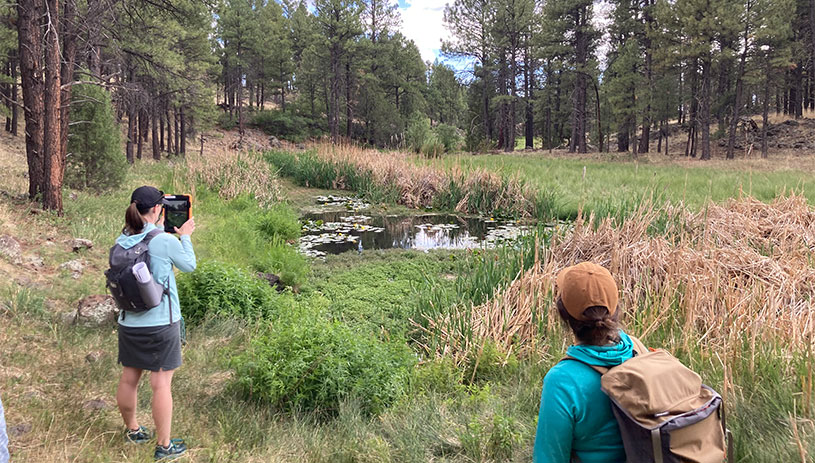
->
[131,186,165,213]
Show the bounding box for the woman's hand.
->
[156,208,165,229]
[175,217,196,236]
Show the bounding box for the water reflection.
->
[299,211,527,257]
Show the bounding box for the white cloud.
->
[399,0,451,63]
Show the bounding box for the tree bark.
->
[10,51,18,136]
[699,54,712,160]
[762,58,770,159]
[136,110,143,160]
[179,106,186,156]
[174,110,180,155]
[159,114,164,151]
[570,6,588,153]
[17,0,45,199]
[345,60,352,139]
[726,12,750,160]
[42,0,63,212]
[594,77,603,152]
[524,45,534,149]
[152,109,160,160]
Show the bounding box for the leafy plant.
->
[256,203,301,241]
[434,123,463,152]
[405,113,434,154]
[177,260,282,323]
[232,309,416,416]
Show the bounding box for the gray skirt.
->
[118,321,182,372]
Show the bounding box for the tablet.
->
[163,195,192,233]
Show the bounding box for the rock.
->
[257,272,285,291]
[23,390,44,401]
[269,136,283,149]
[70,238,93,252]
[82,399,109,411]
[85,351,104,363]
[0,234,22,263]
[23,254,44,269]
[59,259,85,278]
[74,295,118,326]
[8,422,32,438]
[61,311,78,325]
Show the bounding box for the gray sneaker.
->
[125,425,151,444]
[154,438,187,460]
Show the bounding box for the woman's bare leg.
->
[150,369,175,447]
[117,367,143,430]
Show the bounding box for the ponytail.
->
[557,298,621,346]
[124,202,145,235]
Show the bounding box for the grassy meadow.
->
[424,151,815,219]
[0,139,814,462]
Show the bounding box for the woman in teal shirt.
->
[115,186,196,461]
[533,262,634,463]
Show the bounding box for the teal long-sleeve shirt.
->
[532,331,634,463]
[116,223,196,327]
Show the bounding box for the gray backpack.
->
[105,229,168,315]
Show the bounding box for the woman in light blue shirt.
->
[115,186,196,461]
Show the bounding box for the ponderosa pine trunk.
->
[41,0,63,212]
[10,51,17,136]
[726,13,750,160]
[570,6,588,153]
[159,115,164,152]
[699,54,712,161]
[136,110,143,160]
[179,106,185,156]
[152,110,160,160]
[345,60,352,139]
[17,0,45,199]
[762,59,770,159]
[524,48,534,150]
[174,110,180,155]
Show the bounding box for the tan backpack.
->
[563,336,734,463]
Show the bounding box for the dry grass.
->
[428,195,815,366]
[179,148,281,207]
[308,142,539,216]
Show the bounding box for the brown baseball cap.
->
[556,262,619,321]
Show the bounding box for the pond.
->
[298,197,532,258]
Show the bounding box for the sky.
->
[396,0,615,69]
[397,0,450,63]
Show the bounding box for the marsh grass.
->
[417,195,815,461]
[266,145,556,220]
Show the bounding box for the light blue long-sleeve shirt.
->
[0,393,8,463]
[532,331,634,463]
[116,223,196,327]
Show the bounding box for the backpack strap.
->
[558,334,650,375]
[143,228,164,244]
[138,228,175,325]
[628,335,649,356]
[559,356,610,375]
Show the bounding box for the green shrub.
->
[434,123,462,152]
[252,238,309,288]
[256,203,301,241]
[251,110,314,141]
[65,83,126,190]
[177,260,281,323]
[420,138,445,158]
[232,309,415,416]
[217,111,237,131]
[411,357,462,395]
[405,113,433,154]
